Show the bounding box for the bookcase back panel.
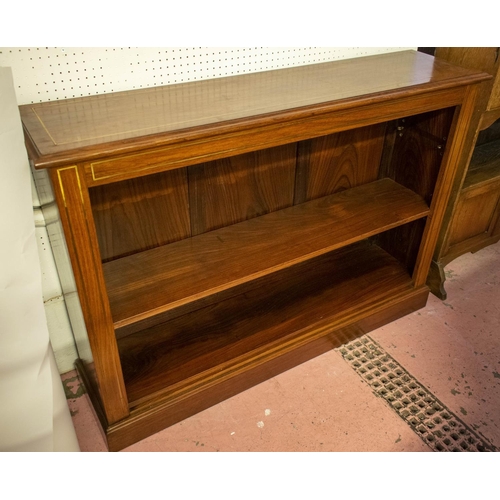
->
[89,125,392,261]
[89,168,190,262]
[294,124,387,204]
[188,144,297,236]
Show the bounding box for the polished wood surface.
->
[118,241,414,406]
[446,136,500,253]
[89,168,191,262]
[21,51,485,173]
[188,144,296,236]
[109,285,430,452]
[80,85,469,187]
[49,165,129,423]
[21,50,489,450]
[20,51,479,159]
[104,179,429,332]
[378,107,459,279]
[294,124,386,203]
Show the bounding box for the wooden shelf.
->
[117,240,415,407]
[103,178,429,336]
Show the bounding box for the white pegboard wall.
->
[0,47,413,105]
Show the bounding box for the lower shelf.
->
[117,240,417,407]
[80,238,430,450]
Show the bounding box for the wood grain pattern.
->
[49,166,129,424]
[117,241,415,406]
[447,135,500,249]
[20,51,482,160]
[294,124,386,204]
[80,87,468,187]
[103,179,429,330]
[377,108,456,274]
[188,144,296,235]
[89,168,190,262]
[448,188,500,245]
[374,219,427,276]
[382,108,455,203]
[21,51,488,175]
[107,286,430,451]
[489,70,500,111]
[414,85,482,287]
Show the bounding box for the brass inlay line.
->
[90,149,238,182]
[29,89,391,147]
[32,107,60,146]
[88,117,341,182]
[57,166,84,206]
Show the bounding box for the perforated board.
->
[0,47,412,105]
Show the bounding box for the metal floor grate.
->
[337,336,497,452]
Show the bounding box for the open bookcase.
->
[20,50,489,450]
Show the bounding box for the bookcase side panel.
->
[49,166,129,424]
[376,107,457,276]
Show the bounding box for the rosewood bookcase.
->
[20,50,488,450]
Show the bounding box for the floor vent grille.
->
[337,336,497,452]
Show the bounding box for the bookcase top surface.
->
[20,50,488,166]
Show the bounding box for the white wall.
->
[0,47,414,374]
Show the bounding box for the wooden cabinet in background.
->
[20,51,488,450]
[428,47,500,299]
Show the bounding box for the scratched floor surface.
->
[62,240,500,452]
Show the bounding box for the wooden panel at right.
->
[375,107,456,275]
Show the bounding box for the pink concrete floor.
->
[61,240,500,452]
